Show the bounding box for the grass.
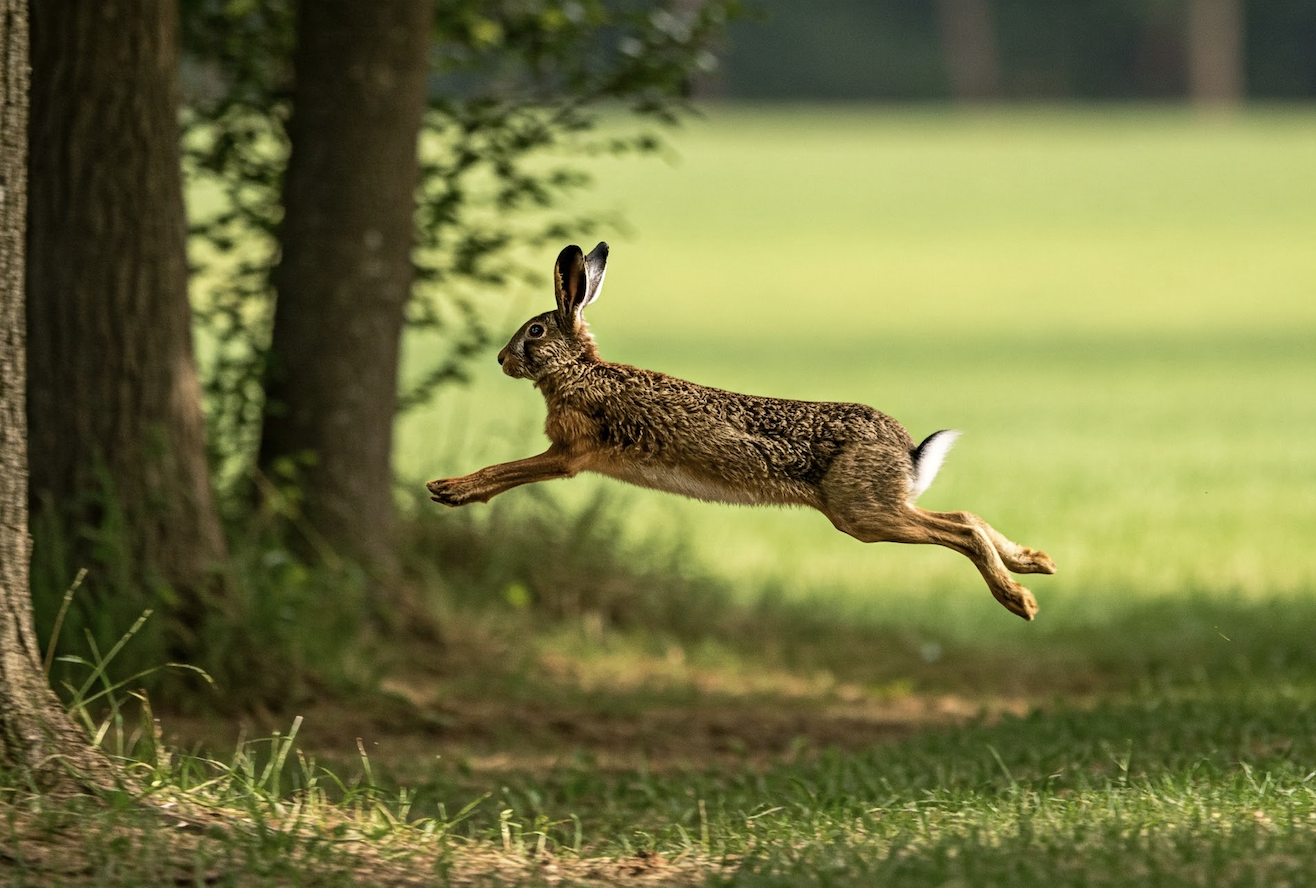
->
[7,671,1316,885]
[7,106,1316,885]
[420,692,1316,877]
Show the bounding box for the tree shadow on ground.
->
[160,589,1316,782]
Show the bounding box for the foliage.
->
[29,474,382,708]
[401,484,733,635]
[179,0,740,505]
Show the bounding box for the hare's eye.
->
[528,323,546,338]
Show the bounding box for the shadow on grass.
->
[29,514,1316,888]
[161,581,1316,785]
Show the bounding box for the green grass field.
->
[8,107,1316,887]
[399,106,1316,635]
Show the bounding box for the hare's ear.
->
[582,241,609,308]
[554,242,608,328]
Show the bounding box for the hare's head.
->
[497,242,608,381]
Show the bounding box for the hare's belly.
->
[592,461,802,507]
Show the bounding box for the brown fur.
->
[428,243,1054,620]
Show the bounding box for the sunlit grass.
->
[9,605,1316,887]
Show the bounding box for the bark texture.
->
[259,0,434,572]
[1,0,113,785]
[26,1,226,609]
[1186,0,1245,105]
[936,0,1003,101]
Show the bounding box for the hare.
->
[427,243,1055,619]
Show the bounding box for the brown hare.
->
[427,243,1055,619]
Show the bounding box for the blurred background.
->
[713,0,1315,103]
[26,0,1316,709]
[398,0,1316,646]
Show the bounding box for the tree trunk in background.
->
[935,0,1003,101]
[673,0,719,99]
[1185,0,1245,105]
[1,0,113,786]
[259,0,434,574]
[26,2,227,626]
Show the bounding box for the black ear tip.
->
[591,241,609,258]
[556,244,584,266]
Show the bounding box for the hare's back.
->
[726,391,912,448]
[574,365,916,506]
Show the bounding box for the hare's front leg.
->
[427,449,578,506]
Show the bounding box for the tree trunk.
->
[1,0,113,787]
[935,0,1003,102]
[26,0,226,634]
[1185,0,1245,106]
[259,0,434,574]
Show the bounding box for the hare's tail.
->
[909,429,962,500]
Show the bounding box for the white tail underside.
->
[909,429,962,500]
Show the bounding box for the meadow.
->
[7,107,1316,886]
[399,106,1316,635]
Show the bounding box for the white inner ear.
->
[580,242,608,310]
[581,266,606,310]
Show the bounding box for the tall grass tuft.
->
[399,484,734,638]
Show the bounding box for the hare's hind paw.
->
[993,581,1039,621]
[1007,547,1057,576]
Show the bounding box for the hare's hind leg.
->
[905,509,1040,620]
[950,511,1056,576]
[817,442,1044,619]
[826,503,1040,621]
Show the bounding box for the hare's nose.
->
[497,347,508,366]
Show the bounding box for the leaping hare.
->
[428,243,1055,619]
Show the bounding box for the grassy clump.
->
[401,485,734,638]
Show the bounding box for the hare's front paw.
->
[426,477,475,507]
